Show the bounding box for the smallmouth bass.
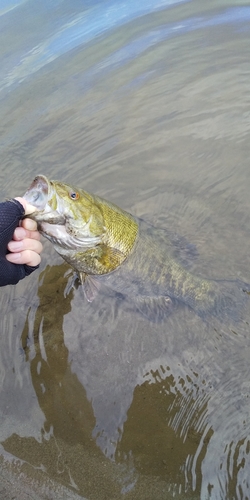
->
[23,175,248,321]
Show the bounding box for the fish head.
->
[23,175,104,249]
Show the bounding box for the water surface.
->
[1,1,250,498]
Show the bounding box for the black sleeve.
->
[0,199,39,287]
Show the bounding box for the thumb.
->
[14,197,37,215]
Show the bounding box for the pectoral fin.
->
[64,271,101,302]
[79,272,101,302]
[64,271,79,297]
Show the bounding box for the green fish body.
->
[23,175,246,321]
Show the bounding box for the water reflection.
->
[2,264,139,497]
[64,278,250,498]
[22,264,96,450]
[2,1,250,98]
[3,259,248,498]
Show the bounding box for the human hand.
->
[6,197,42,267]
[0,197,42,287]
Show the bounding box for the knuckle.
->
[22,218,37,231]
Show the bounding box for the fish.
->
[23,175,248,321]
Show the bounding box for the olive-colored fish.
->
[23,175,247,321]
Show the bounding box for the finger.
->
[8,238,43,254]
[14,197,37,215]
[12,226,41,242]
[21,218,38,231]
[6,249,41,267]
[11,227,26,241]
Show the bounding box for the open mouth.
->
[23,175,65,225]
[23,175,50,211]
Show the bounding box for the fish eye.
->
[70,191,79,200]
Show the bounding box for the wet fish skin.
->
[24,175,138,277]
[23,175,244,320]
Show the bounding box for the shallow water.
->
[1,0,250,498]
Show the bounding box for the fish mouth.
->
[23,174,65,224]
[23,175,50,211]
